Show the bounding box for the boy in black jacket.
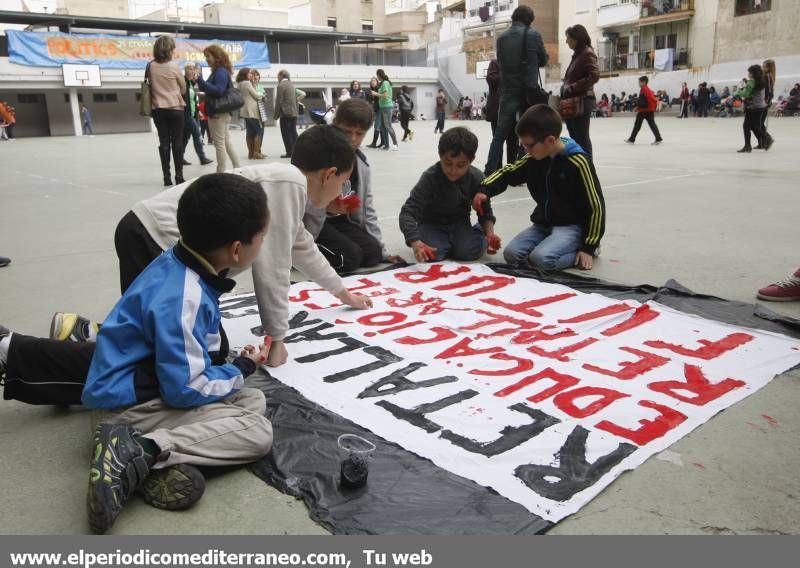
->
[399,127,500,263]
[476,104,605,270]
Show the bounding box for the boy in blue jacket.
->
[0,173,273,534]
[476,104,605,271]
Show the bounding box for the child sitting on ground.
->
[476,104,605,271]
[41,126,370,393]
[399,127,500,263]
[304,98,404,273]
[0,174,274,534]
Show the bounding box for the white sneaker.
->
[390,145,399,151]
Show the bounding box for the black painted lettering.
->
[376,390,479,433]
[357,362,458,398]
[439,403,560,457]
[514,425,636,501]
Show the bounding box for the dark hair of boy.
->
[291,124,356,175]
[515,104,562,141]
[639,75,649,84]
[177,173,268,253]
[511,5,534,25]
[438,127,479,160]
[333,98,374,130]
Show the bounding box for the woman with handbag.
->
[197,44,241,173]
[236,68,266,160]
[148,35,186,186]
[560,25,599,157]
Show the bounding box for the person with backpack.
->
[398,85,414,142]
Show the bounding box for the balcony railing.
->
[640,0,694,19]
[598,48,691,73]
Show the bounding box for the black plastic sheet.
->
[248,264,800,535]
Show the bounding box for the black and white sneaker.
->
[87,423,152,534]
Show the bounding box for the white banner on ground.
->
[222,263,800,523]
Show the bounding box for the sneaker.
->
[409,131,414,141]
[140,464,205,510]
[757,269,800,302]
[200,157,214,165]
[652,139,663,145]
[624,139,634,144]
[49,312,100,342]
[181,159,191,166]
[0,256,10,267]
[764,136,774,151]
[390,145,399,151]
[87,423,152,534]
[737,146,752,153]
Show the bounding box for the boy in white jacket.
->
[53,126,371,369]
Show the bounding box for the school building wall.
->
[0,58,440,137]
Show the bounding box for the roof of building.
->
[0,9,407,45]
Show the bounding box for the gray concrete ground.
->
[1,114,799,535]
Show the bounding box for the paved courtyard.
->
[0,114,798,534]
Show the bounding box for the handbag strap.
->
[519,27,542,88]
[144,61,151,83]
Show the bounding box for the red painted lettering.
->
[553,387,630,419]
[494,367,580,401]
[483,293,576,318]
[527,337,599,362]
[433,275,515,298]
[394,263,470,284]
[469,353,534,376]
[644,332,754,360]
[596,400,687,446]
[435,337,504,360]
[582,347,670,381]
[395,326,458,346]
[648,363,746,405]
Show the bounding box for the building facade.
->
[554,0,799,101]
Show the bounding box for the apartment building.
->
[556,0,799,99]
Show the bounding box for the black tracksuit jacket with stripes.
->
[481,138,605,255]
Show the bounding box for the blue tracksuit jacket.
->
[82,243,256,409]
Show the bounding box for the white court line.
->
[377,170,711,221]
[12,170,129,197]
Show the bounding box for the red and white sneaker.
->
[757,268,800,302]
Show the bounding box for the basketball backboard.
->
[62,64,102,87]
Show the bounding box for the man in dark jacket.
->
[485,59,520,166]
[483,5,548,176]
[477,105,605,271]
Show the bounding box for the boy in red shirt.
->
[624,75,663,145]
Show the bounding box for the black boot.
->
[173,147,185,185]
[737,146,752,153]
[159,147,172,186]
